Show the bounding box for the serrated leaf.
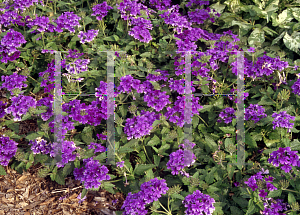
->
[171,193,185,200]
[25,132,41,141]
[102,181,115,194]
[288,192,296,205]
[246,133,257,148]
[219,127,235,134]
[55,169,65,185]
[118,147,135,153]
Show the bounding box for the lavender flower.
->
[166,139,196,177]
[91,2,113,21]
[291,78,300,96]
[54,11,81,33]
[149,0,171,10]
[0,72,27,95]
[182,190,215,215]
[124,110,161,140]
[121,192,148,215]
[0,28,27,63]
[0,101,6,119]
[272,111,295,133]
[88,142,106,153]
[116,161,125,168]
[29,138,52,155]
[0,135,18,166]
[143,89,171,112]
[245,104,267,123]
[50,140,78,168]
[261,198,289,215]
[78,29,99,44]
[268,147,300,173]
[73,157,111,190]
[77,193,87,204]
[4,95,37,121]
[0,10,24,27]
[36,95,54,121]
[217,107,236,124]
[128,17,153,43]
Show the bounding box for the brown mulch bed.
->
[0,165,125,215]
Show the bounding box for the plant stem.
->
[158,201,171,215]
[283,189,300,194]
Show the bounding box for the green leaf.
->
[283,32,300,55]
[210,2,226,14]
[0,165,6,175]
[102,181,115,194]
[55,169,65,185]
[227,164,235,180]
[204,134,218,152]
[25,132,41,140]
[81,188,88,199]
[147,135,160,146]
[84,16,93,25]
[219,127,235,134]
[119,105,128,118]
[230,206,243,215]
[140,52,151,58]
[271,31,286,46]
[261,0,279,23]
[171,193,185,200]
[273,8,294,27]
[62,164,73,177]
[134,164,156,175]
[291,7,300,21]
[248,28,265,47]
[267,189,282,198]
[245,133,257,148]
[118,147,135,153]
[205,167,216,184]
[288,193,296,205]
[246,199,256,215]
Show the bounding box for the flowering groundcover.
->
[1,0,300,214]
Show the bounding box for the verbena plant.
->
[0,0,300,214]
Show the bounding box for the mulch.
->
[0,164,126,215]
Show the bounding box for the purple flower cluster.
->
[128,17,153,43]
[36,95,54,121]
[188,8,219,25]
[121,178,168,215]
[26,15,55,33]
[124,110,161,140]
[0,72,27,95]
[0,10,24,27]
[73,157,111,189]
[91,2,113,21]
[165,96,202,127]
[0,135,18,166]
[217,107,236,124]
[97,133,107,140]
[146,69,169,82]
[0,101,6,119]
[245,104,267,123]
[2,0,43,13]
[272,111,295,132]
[231,55,289,80]
[4,95,37,121]
[244,171,277,197]
[143,89,171,112]
[78,30,99,44]
[117,75,144,94]
[166,139,196,177]
[0,29,27,63]
[182,190,215,215]
[261,198,289,215]
[54,11,81,33]
[65,58,90,75]
[168,78,196,95]
[149,0,171,10]
[29,138,52,155]
[268,147,300,173]
[88,142,106,153]
[291,78,300,96]
[49,115,75,139]
[159,5,192,34]
[50,140,78,168]
[116,0,153,21]
[185,0,210,7]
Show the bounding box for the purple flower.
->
[54,11,81,33]
[4,95,37,121]
[259,189,268,198]
[0,135,18,166]
[272,111,295,133]
[245,104,267,123]
[291,79,300,96]
[247,47,256,53]
[124,110,161,140]
[77,193,87,204]
[261,198,289,215]
[74,157,110,190]
[0,101,6,119]
[91,2,113,21]
[182,190,215,215]
[88,142,106,153]
[50,140,78,168]
[116,161,125,168]
[0,72,27,95]
[78,29,99,44]
[217,107,236,124]
[268,147,300,173]
[29,138,52,155]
